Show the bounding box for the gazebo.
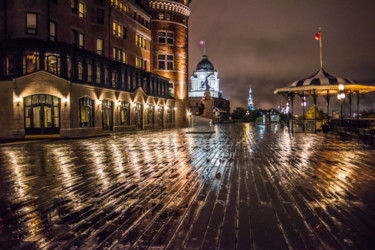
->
[274,68,375,132]
[274,28,375,132]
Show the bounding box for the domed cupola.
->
[196,55,215,71]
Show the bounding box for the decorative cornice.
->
[149,0,191,17]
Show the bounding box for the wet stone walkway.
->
[0,123,375,249]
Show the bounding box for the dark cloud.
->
[188,0,375,112]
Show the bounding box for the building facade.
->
[188,55,230,122]
[0,0,191,139]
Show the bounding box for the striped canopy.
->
[274,68,375,95]
[290,68,356,87]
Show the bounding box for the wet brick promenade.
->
[0,123,375,249]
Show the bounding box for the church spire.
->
[247,85,255,111]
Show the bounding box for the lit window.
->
[26,13,37,34]
[78,2,86,19]
[112,21,122,37]
[123,4,128,14]
[44,53,60,75]
[117,49,122,61]
[23,52,39,74]
[79,33,85,48]
[97,38,104,55]
[113,47,117,60]
[122,51,126,63]
[79,97,94,127]
[142,38,146,49]
[49,21,56,41]
[158,11,164,20]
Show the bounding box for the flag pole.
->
[319,26,323,69]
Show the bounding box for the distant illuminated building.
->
[188,54,230,122]
[248,86,255,111]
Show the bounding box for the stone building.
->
[0,0,192,139]
[188,55,230,122]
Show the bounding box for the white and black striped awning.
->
[290,68,356,87]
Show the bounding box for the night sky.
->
[188,0,375,113]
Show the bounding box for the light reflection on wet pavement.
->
[0,123,375,249]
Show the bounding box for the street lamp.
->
[301,96,307,119]
[337,84,346,126]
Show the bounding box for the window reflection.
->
[44,53,60,75]
[23,52,39,74]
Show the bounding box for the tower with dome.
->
[188,55,230,122]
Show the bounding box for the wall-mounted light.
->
[16,96,20,106]
[145,104,149,109]
[63,97,69,106]
[188,112,192,116]
[166,106,170,110]
[174,107,177,111]
[116,100,121,106]
[132,102,137,107]
[97,99,102,105]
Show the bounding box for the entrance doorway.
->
[24,94,60,135]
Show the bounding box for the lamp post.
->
[301,96,307,120]
[337,84,346,127]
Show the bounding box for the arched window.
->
[120,101,130,125]
[102,99,113,130]
[146,105,154,125]
[79,97,95,127]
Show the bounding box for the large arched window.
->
[102,99,113,131]
[120,101,130,125]
[134,103,143,128]
[146,105,154,125]
[24,94,60,135]
[79,97,95,127]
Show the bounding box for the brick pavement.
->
[0,123,375,249]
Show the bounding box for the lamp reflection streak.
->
[6,150,47,248]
